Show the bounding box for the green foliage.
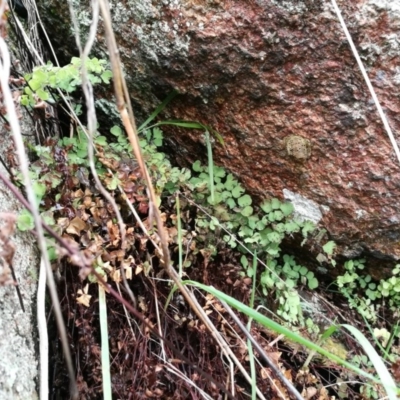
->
[322,240,336,256]
[337,260,400,321]
[17,209,34,231]
[187,157,317,323]
[21,57,112,107]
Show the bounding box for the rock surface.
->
[0,113,39,399]
[38,0,400,260]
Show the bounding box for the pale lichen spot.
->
[284,135,312,160]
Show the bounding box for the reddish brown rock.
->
[39,0,400,260]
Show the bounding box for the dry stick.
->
[0,35,78,399]
[220,299,304,400]
[97,2,267,399]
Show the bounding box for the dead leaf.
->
[302,386,317,400]
[76,284,92,307]
[66,217,87,235]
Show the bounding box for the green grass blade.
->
[183,280,380,383]
[99,285,112,400]
[341,324,399,400]
[138,91,178,132]
[149,120,207,129]
[385,320,399,360]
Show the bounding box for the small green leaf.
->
[232,185,245,198]
[224,174,236,190]
[238,226,253,237]
[101,70,113,83]
[241,255,248,269]
[275,223,286,233]
[301,221,316,237]
[17,210,35,231]
[267,231,282,243]
[268,212,276,222]
[29,79,43,91]
[192,160,203,172]
[238,194,252,207]
[285,221,300,233]
[226,198,236,209]
[94,136,108,146]
[266,243,280,256]
[308,277,319,289]
[33,181,46,203]
[247,215,259,229]
[256,220,266,231]
[299,266,308,276]
[241,205,253,217]
[110,125,122,136]
[323,241,336,256]
[280,202,294,216]
[20,95,31,106]
[214,166,226,178]
[36,88,49,101]
[47,247,58,261]
[260,201,272,213]
[107,176,120,190]
[271,198,281,210]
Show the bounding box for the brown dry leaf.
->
[124,265,132,280]
[391,358,400,382]
[317,386,330,400]
[135,264,143,275]
[121,256,134,279]
[89,206,101,224]
[80,232,91,247]
[73,189,85,199]
[66,217,87,236]
[76,284,92,307]
[138,296,147,312]
[283,369,292,381]
[271,377,290,399]
[78,208,91,222]
[111,268,121,283]
[302,386,317,400]
[57,217,70,231]
[167,226,177,242]
[266,351,282,366]
[106,220,121,246]
[296,369,318,386]
[260,367,271,380]
[108,249,124,263]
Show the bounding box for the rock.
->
[37,0,400,260]
[0,114,39,399]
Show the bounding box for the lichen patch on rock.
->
[284,135,312,160]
